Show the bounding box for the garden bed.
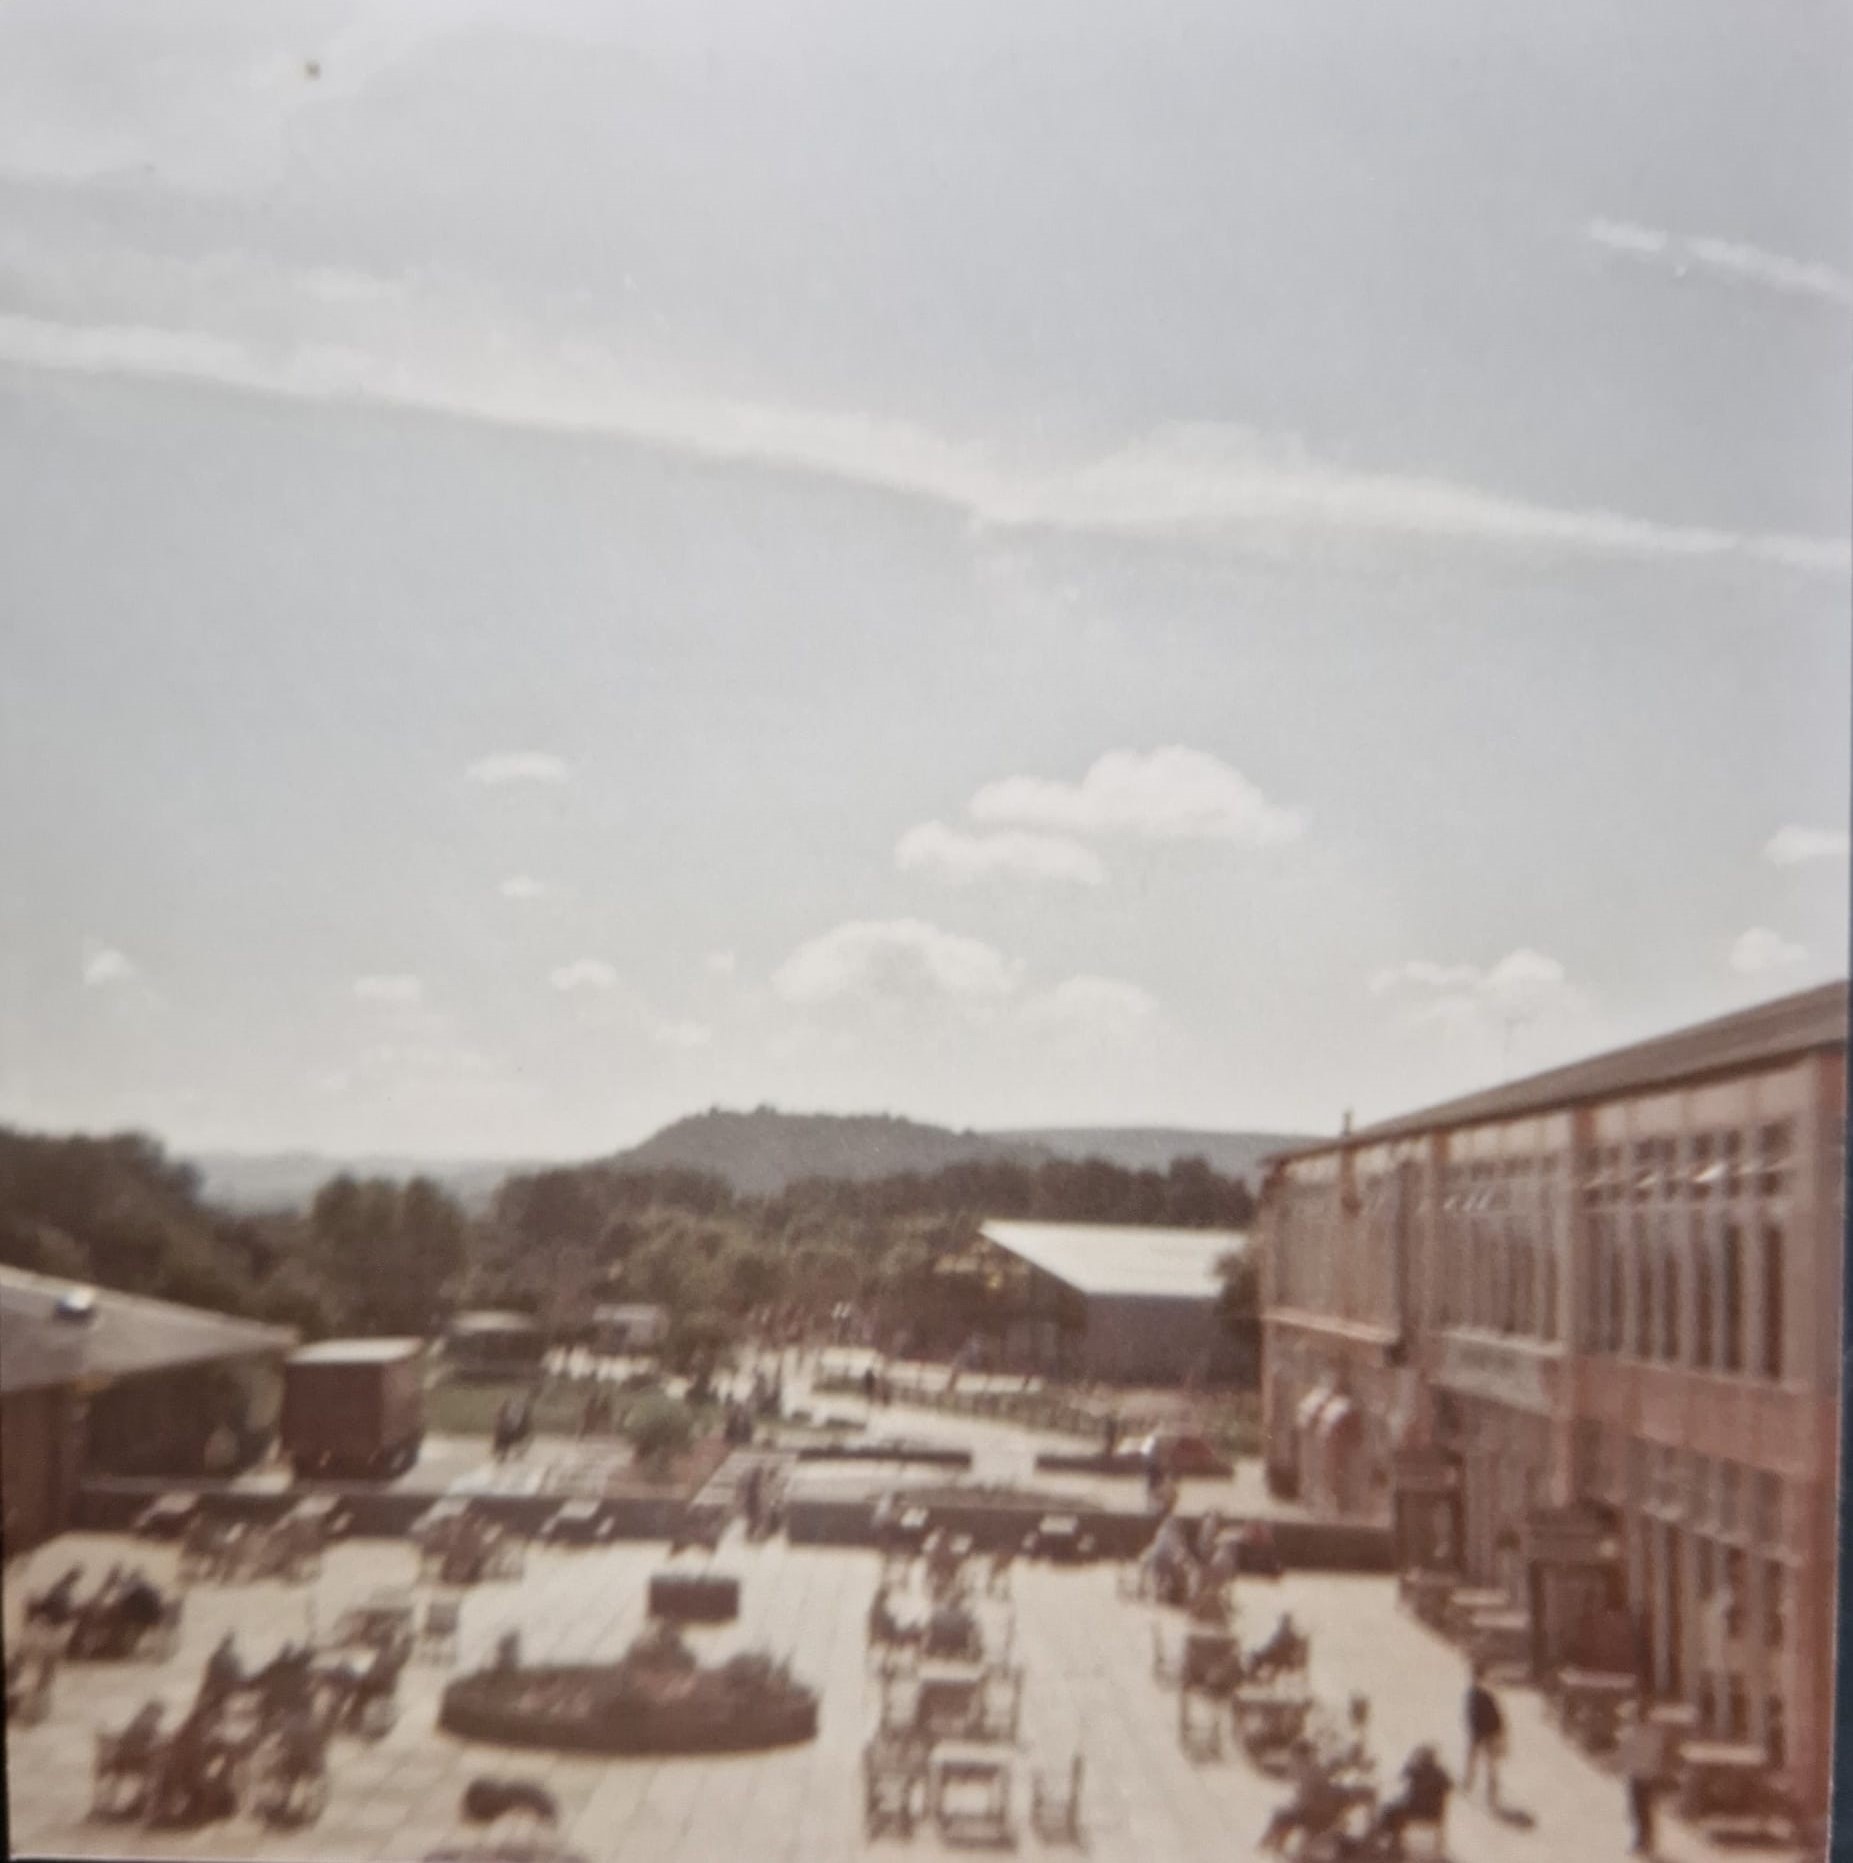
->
[440,1649,818,1755]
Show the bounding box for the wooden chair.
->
[977,1664,1024,1742]
[419,1598,462,1666]
[1030,1753,1084,1843]
[862,1733,926,1836]
[878,1671,924,1737]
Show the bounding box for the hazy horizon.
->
[2,0,1848,1157]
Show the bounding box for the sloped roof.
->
[1278,980,1849,1159]
[0,1267,296,1396]
[978,1220,1245,1300]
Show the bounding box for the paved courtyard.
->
[5,1527,1803,1863]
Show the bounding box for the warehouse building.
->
[1256,979,1847,1814]
[967,1218,1248,1384]
[0,1267,295,1553]
[442,1309,549,1379]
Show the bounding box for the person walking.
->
[1619,1699,1670,1856]
[1461,1663,1506,1807]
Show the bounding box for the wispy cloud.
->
[352,973,424,1005]
[0,243,1844,576]
[1588,218,1853,311]
[1729,927,1807,975]
[894,820,1107,886]
[773,919,1021,1010]
[498,874,552,901]
[1764,825,1850,866]
[1016,975,1158,1049]
[80,940,136,988]
[1371,946,1570,1016]
[467,751,569,786]
[970,747,1304,846]
[550,958,618,992]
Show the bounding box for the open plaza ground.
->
[6,1514,1802,1863]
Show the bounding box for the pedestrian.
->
[1619,1697,1670,1856]
[1461,1662,1505,1806]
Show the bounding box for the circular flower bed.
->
[440,1638,818,1755]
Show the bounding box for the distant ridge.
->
[993,1127,1318,1184]
[610,1109,1315,1195]
[611,1108,1052,1196]
[192,1113,1316,1211]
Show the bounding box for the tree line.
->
[0,1126,1259,1367]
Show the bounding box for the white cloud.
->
[1017,975,1159,1047]
[1372,946,1593,1081]
[1588,219,1853,310]
[1371,946,1569,1016]
[894,820,1107,886]
[352,973,423,1005]
[0,241,1843,576]
[80,941,136,988]
[1481,948,1568,998]
[773,919,1021,1009]
[550,958,618,993]
[1764,825,1851,867]
[970,747,1304,846]
[1729,927,1808,975]
[466,751,569,786]
[705,950,738,976]
[80,938,139,998]
[498,874,551,901]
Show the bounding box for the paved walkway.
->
[5,1531,1801,1863]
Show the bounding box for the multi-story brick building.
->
[1257,980,1846,1810]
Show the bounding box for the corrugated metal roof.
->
[1278,980,1848,1159]
[288,1338,426,1365]
[0,1267,296,1396]
[978,1220,1245,1300]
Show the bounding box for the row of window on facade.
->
[1584,1122,1794,1206]
[1576,1423,1797,1556]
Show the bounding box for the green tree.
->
[625,1394,695,1472]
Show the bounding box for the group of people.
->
[26,1562,170,1659]
[1146,1509,1243,1611]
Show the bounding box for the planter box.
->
[649,1573,740,1623]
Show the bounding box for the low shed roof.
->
[978,1220,1245,1301]
[0,1266,295,1397]
[288,1338,425,1366]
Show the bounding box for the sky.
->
[0,0,1849,1161]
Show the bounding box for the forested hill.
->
[612,1109,1052,1195]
